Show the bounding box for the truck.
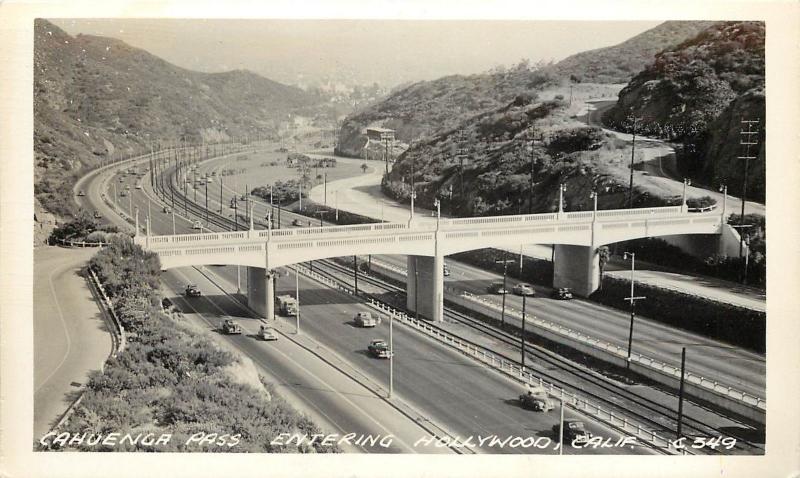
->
[277,295,298,316]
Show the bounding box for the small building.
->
[366,127,395,143]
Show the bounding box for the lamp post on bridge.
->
[495,258,514,326]
[681,178,691,213]
[623,251,646,368]
[433,198,441,230]
[590,189,599,220]
[558,183,566,218]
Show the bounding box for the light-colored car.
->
[192,220,202,230]
[77,190,86,197]
[163,206,171,213]
[354,311,378,327]
[512,283,535,296]
[258,326,278,341]
[135,184,142,189]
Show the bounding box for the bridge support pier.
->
[246,266,275,320]
[553,244,600,298]
[406,255,444,322]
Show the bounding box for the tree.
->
[361,163,368,174]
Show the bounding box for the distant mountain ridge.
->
[34,19,321,217]
[550,21,720,84]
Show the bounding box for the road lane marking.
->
[35,261,75,394]
[168,268,422,454]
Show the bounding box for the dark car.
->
[77,190,86,197]
[518,387,555,412]
[488,282,508,294]
[292,219,303,227]
[367,339,392,358]
[93,211,102,219]
[443,263,451,277]
[185,284,202,297]
[552,419,592,445]
[551,288,574,300]
[221,319,242,335]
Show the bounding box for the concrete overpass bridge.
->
[134,203,742,322]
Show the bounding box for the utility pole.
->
[628,116,638,209]
[353,255,359,295]
[204,179,209,225]
[521,295,528,368]
[738,118,760,283]
[323,172,328,206]
[528,137,537,214]
[623,251,646,368]
[456,129,469,199]
[495,258,514,326]
[677,347,687,438]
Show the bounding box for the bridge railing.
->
[138,204,713,249]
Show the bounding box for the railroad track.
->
[149,158,764,456]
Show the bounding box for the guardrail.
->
[45,268,127,438]
[291,263,683,455]
[51,237,109,248]
[457,291,766,411]
[367,257,765,411]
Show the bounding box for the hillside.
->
[34,19,321,217]
[550,21,719,84]
[335,61,560,158]
[603,21,765,201]
[380,89,668,217]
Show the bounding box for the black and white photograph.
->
[1,1,798,477]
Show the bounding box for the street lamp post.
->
[410,190,417,223]
[389,312,394,398]
[681,178,691,212]
[433,198,441,230]
[558,183,566,217]
[628,116,638,209]
[495,258,514,326]
[623,252,646,368]
[521,295,527,368]
[295,266,300,334]
[353,255,359,295]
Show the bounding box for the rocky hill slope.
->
[550,21,719,84]
[603,21,765,201]
[34,19,321,217]
[335,62,560,158]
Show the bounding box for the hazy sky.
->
[52,19,660,87]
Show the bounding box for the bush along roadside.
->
[590,276,765,353]
[39,235,338,452]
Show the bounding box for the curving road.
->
[33,246,112,438]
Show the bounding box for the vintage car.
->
[367,339,392,359]
[488,282,508,295]
[77,190,86,197]
[292,219,304,227]
[443,263,451,276]
[551,288,574,300]
[512,283,535,296]
[192,220,202,230]
[518,386,554,412]
[93,211,102,219]
[258,325,278,341]
[553,419,592,445]
[221,319,242,335]
[185,284,202,297]
[354,311,378,327]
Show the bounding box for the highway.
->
[92,149,658,455]
[33,247,112,438]
[188,152,765,402]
